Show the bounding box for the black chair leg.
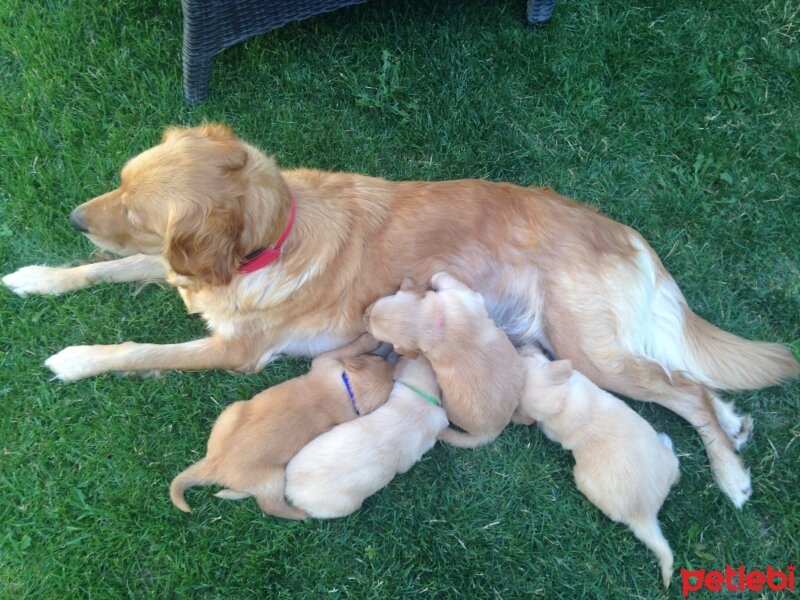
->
[527,0,557,25]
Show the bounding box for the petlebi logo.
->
[681,565,795,597]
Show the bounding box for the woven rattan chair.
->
[181,0,558,104]
[181,0,367,104]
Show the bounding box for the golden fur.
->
[3,123,798,507]
[519,346,681,588]
[365,271,525,447]
[169,337,393,519]
[285,356,448,518]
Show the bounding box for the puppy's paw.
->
[45,346,106,382]
[712,458,752,509]
[711,396,753,451]
[3,265,85,296]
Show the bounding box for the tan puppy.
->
[365,272,525,447]
[5,123,798,506]
[519,347,680,588]
[170,336,393,519]
[285,356,448,518]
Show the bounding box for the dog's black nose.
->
[69,208,89,233]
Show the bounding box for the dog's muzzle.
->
[69,208,89,234]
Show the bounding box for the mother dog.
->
[4,124,797,507]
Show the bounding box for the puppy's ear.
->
[166,197,245,286]
[543,359,573,385]
[342,355,367,371]
[400,276,420,292]
[393,347,420,360]
[419,293,446,352]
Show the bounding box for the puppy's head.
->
[364,277,427,357]
[520,352,573,421]
[69,123,289,286]
[340,354,394,414]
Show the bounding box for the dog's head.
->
[520,350,573,421]
[68,124,290,286]
[340,354,394,414]
[364,277,429,358]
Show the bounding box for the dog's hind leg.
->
[3,254,166,296]
[250,467,307,520]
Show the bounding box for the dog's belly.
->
[280,334,354,357]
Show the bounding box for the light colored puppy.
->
[364,272,526,447]
[170,335,393,519]
[519,347,680,588]
[285,356,448,518]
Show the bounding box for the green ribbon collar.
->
[397,380,440,406]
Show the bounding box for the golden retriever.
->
[3,123,798,507]
[365,271,525,447]
[519,346,680,587]
[170,335,393,519]
[285,355,447,518]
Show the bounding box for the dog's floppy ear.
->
[400,276,420,292]
[166,197,245,286]
[418,292,446,352]
[543,359,573,386]
[392,346,421,359]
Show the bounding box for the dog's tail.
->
[169,458,217,513]
[628,516,674,588]
[682,308,799,391]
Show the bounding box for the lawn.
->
[1,0,798,597]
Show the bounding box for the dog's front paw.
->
[45,346,106,382]
[3,265,85,296]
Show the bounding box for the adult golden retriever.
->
[3,124,798,507]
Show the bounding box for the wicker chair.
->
[181,0,558,105]
[181,0,367,104]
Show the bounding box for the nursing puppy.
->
[5,123,798,506]
[170,336,393,519]
[519,347,680,588]
[285,356,447,518]
[365,272,525,447]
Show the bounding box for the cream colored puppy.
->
[284,356,448,518]
[170,336,393,519]
[519,347,680,588]
[364,272,525,447]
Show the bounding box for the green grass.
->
[1,0,798,597]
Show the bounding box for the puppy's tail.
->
[682,308,799,391]
[170,459,217,513]
[628,517,674,588]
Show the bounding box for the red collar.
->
[238,195,296,274]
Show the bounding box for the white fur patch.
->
[2,265,82,296]
[45,346,106,382]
